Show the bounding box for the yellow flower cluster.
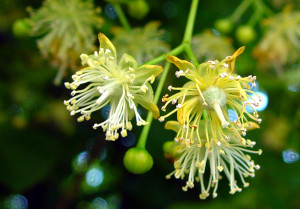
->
[28,0,103,84]
[161,47,262,198]
[253,11,300,68]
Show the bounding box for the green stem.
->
[183,0,200,43]
[230,0,252,22]
[257,0,274,17]
[144,44,185,65]
[136,62,171,149]
[248,8,262,27]
[184,45,199,66]
[113,3,131,32]
[136,0,201,149]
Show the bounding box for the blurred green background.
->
[1,0,300,208]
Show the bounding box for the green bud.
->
[123,147,153,174]
[236,25,256,44]
[127,0,149,20]
[163,141,182,163]
[214,18,233,34]
[12,19,31,38]
[163,141,174,155]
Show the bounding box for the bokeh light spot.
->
[105,4,117,19]
[282,149,299,164]
[288,84,298,92]
[101,105,110,120]
[4,194,28,209]
[228,109,238,122]
[91,197,108,209]
[99,148,107,161]
[246,91,268,112]
[85,168,104,187]
[249,81,259,92]
[77,151,88,165]
[120,131,136,147]
[72,151,89,171]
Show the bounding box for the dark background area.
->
[0,0,300,209]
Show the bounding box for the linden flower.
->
[253,11,300,69]
[165,120,262,199]
[159,47,262,148]
[191,31,234,61]
[111,21,170,65]
[64,33,162,141]
[28,0,103,84]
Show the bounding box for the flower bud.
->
[163,141,181,164]
[236,25,256,44]
[12,19,31,38]
[127,0,149,20]
[123,147,153,174]
[214,18,233,34]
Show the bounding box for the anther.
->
[176,104,182,109]
[158,117,165,122]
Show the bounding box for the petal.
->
[98,33,117,59]
[144,21,160,33]
[133,83,160,119]
[244,121,260,130]
[226,46,245,72]
[196,62,210,77]
[165,121,181,132]
[133,65,163,84]
[177,108,184,124]
[134,96,160,119]
[119,53,138,70]
[166,55,196,72]
[128,108,135,120]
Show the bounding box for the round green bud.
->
[214,18,233,34]
[123,147,153,174]
[163,141,182,163]
[163,141,174,155]
[127,0,150,20]
[236,25,256,44]
[12,19,31,38]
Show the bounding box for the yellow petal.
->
[177,108,184,124]
[134,65,163,83]
[165,121,181,132]
[245,121,260,130]
[167,55,196,71]
[227,46,245,72]
[134,92,160,119]
[98,33,117,59]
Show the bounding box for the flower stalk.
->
[230,0,253,22]
[137,62,171,148]
[136,0,200,149]
[113,3,131,32]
